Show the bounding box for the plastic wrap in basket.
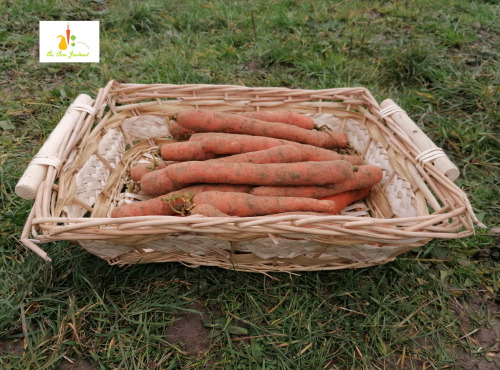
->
[16,80,483,273]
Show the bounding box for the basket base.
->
[78,236,425,273]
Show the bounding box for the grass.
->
[1,0,499,368]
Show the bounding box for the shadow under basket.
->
[17,81,483,273]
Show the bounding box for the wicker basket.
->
[17,80,482,273]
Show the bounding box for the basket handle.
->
[15,94,94,199]
[380,99,460,182]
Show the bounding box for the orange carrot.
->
[201,134,287,155]
[168,120,194,139]
[141,160,354,196]
[165,160,353,187]
[130,161,168,182]
[139,171,181,196]
[192,191,342,216]
[249,165,382,198]
[176,110,347,149]
[319,187,372,214]
[212,145,303,164]
[190,188,371,217]
[240,110,315,130]
[200,134,363,165]
[160,141,217,161]
[139,146,303,195]
[162,142,304,166]
[111,184,251,217]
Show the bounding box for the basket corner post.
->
[20,238,52,262]
[20,207,52,262]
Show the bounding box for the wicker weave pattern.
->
[344,118,418,218]
[66,128,125,218]
[121,115,169,142]
[21,81,481,272]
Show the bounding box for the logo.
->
[39,21,99,63]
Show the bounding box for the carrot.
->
[246,188,372,217]
[141,160,354,196]
[166,160,353,187]
[111,184,251,217]
[319,187,372,214]
[212,145,303,164]
[160,141,217,161]
[192,191,343,216]
[176,110,347,149]
[168,120,194,139]
[130,161,168,182]
[240,110,315,130]
[190,204,229,217]
[162,142,303,165]
[139,170,181,196]
[201,134,287,155]
[140,145,304,195]
[111,192,188,218]
[200,134,363,165]
[249,165,382,198]
[190,188,371,217]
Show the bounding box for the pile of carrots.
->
[111,110,383,218]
